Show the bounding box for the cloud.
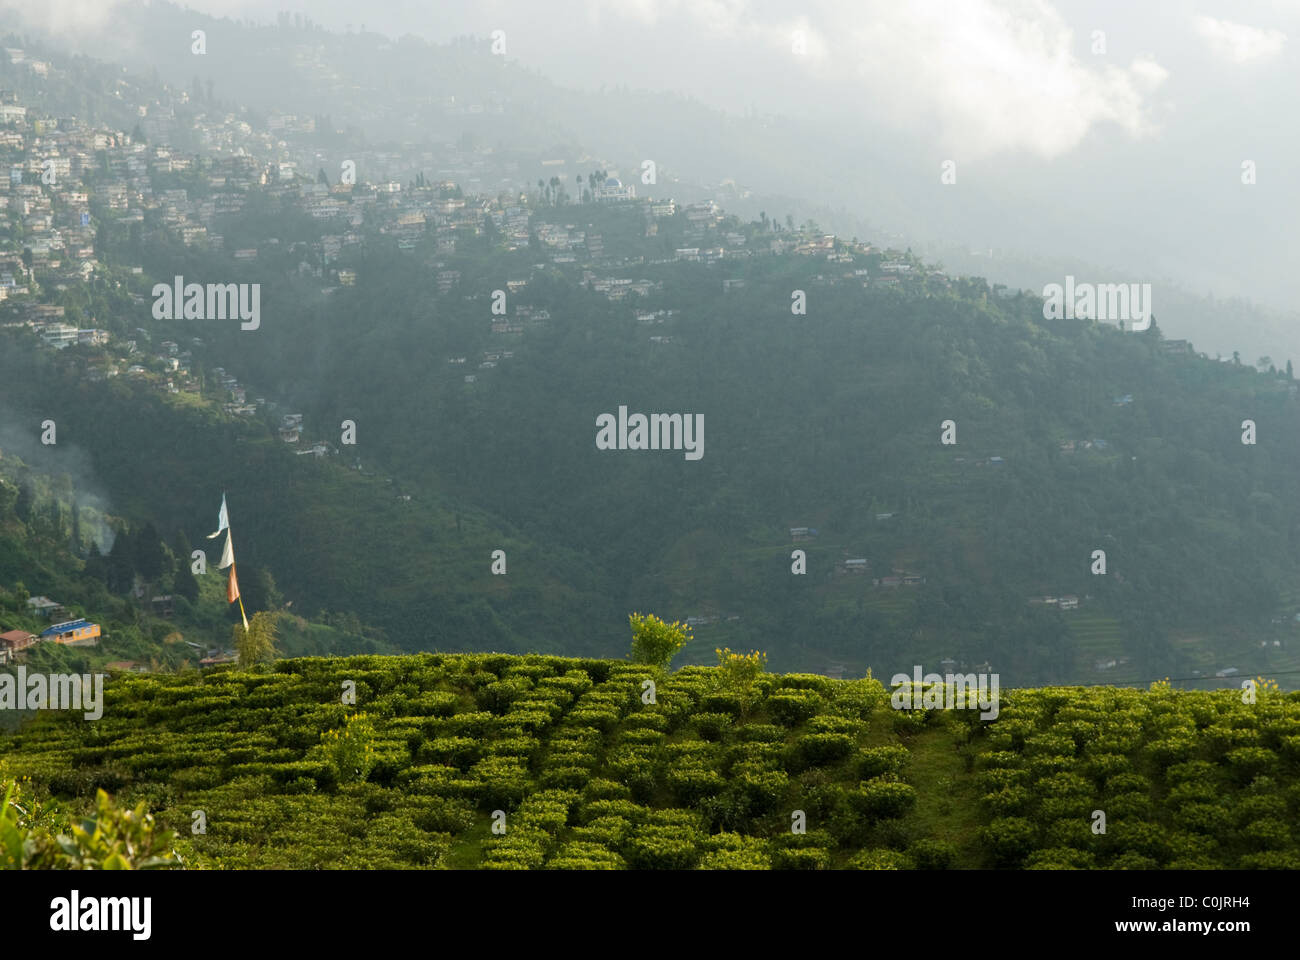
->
[1192,15,1287,63]
[581,0,1165,158]
[848,0,1167,159]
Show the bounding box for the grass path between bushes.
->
[903,726,985,868]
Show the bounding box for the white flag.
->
[207,493,229,539]
[219,529,235,570]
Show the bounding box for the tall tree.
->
[234,611,280,668]
[134,521,166,583]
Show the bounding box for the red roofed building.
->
[0,629,37,663]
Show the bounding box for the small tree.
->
[321,712,377,784]
[234,611,279,668]
[628,612,692,668]
[715,647,767,710]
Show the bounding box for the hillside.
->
[1,32,1299,686]
[1,652,1297,869]
[10,210,1300,685]
[0,442,398,696]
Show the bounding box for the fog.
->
[4,0,1298,362]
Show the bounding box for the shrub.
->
[1242,818,1291,850]
[1225,747,1278,782]
[2,782,183,870]
[623,824,701,870]
[1108,851,1159,870]
[768,691,822,726]
[847,848,914,870]
[1144,738,1196,769]
[792,733,856,769]
[1104,772,1151,796]
[417,736,482,769]
[698,847,772,870]
[628,613,692,668]
[737,724,785,743]
[857,745,910,780]
[1083,753,1132,782]
[320,712,377,784]
[772,847,830,870]
[910,838,957,870]
[1025,847,1095,870]
[572,816,632,847]
[539,766,591,790]
[1104,793,1152,819]
[547,842,624,870]
[981,787,1032,817]
[582,779,631,802]
[667,766,727,804]
[692,712,734,741]
[979,817,1037,867]
[1233,793,1286,826]
[730,768,790,816]
[1173,802,1229,835]
[713,648,767,712]
[850,779,916,820]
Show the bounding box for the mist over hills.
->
[6,0,1299,366]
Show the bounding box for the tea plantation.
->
[2,654,1298,869]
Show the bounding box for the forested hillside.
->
[6,200,1300,684]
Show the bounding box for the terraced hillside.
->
[2,654,1298,869]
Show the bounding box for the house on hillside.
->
[25,596,61,619]
[39,619,100,646]
[0,629,36,663]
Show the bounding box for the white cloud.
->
[582,0,1166,158]
[849,0,1167,159]
[1192,15,1287,63]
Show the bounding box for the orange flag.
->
[227,563,249,630]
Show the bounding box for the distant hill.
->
[6,193,1300,683]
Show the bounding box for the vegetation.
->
[0,653,1295,869]
[1,777,183,869]
[628,612,691,668]
[6,192,1300,684]
[235,611,281,668]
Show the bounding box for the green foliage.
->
[628,613,691,668]
[0,654,1297,870]
[714,647,767,713]
[234,611,280,668]
[2,780,182,870]
[320,711,377,784]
